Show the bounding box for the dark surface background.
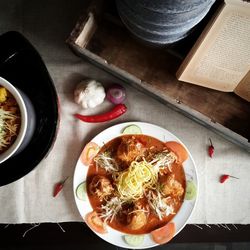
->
[0,223,250,250]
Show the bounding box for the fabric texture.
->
[0,0,249,224]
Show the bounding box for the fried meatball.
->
[128,210,147,230]
[117,137,145,165]
[89,175,114,201]
[127,200,148,230]
[161,174,184,197]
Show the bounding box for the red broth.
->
[87,134,186,234]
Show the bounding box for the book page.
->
[177,2,250,92]
[234,70,250,101]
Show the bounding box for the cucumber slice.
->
[76,182,87,201]
[185,181,197,200]
[124,235,144,247]
[122,125,142,134]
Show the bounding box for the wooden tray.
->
[67,0,250,151]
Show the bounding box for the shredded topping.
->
[99,197,125,223]
[0,109,20,150]
[146,190,175,220]
[150,150,177,172]
[94,151,119,172]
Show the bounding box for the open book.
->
[176,0,250,102]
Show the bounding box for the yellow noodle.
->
[116,159,158,200]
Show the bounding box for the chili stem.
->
[228,175,239,179]
[61,176,69,185]
[209,138,213,147]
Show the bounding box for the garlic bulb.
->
[74,80,106,109]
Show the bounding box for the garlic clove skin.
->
[74,80,106,109]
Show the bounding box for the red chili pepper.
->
[208,138,214,158]
[74,104,127,123]
[220,174,239,183]
[53,177,69,197]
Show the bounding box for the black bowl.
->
[0,31,59,186]
[116,0,215,45]
[124,0,212,13]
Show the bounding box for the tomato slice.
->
[80,142,99,166]
[165,141,188,164]
[85,211,107,234]
[151,222,176,245]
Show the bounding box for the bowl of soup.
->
[0,77,35,163]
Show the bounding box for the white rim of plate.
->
[73,121,199,249]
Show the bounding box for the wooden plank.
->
[67,0,250,151]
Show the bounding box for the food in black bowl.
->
[0,31,59,186]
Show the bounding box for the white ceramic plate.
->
[73,122,198,249]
